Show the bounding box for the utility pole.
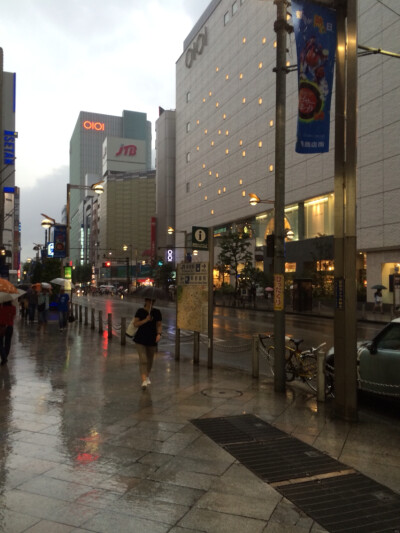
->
[273,0,292,392]
[333,0,358,421]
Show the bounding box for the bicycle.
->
[259,333,326,392]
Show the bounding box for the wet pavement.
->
[0,312,398,532]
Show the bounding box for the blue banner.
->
[292,1,336,153]
[53,224,67,259]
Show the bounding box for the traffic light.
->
[157,259,164,266]
[102,261,111,268]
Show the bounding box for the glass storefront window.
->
[304,194,334,238]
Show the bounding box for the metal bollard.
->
[91,308,95,330]
[317,349,326,403]
[108,313,112,339]
[79,305,82,323]
[193,331,200,365]
[84,306,88,326]
[252,334,259,379]
[98,310,103,334]
[121,317,126,345]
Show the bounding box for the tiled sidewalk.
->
[0,316,398,532]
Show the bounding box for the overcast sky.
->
[1,0,210,262]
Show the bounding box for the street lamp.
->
[167,226,187,261]
[248,193,275,206]
[66,181,104,258]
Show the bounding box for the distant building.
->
[68,110,153,270]
[0,48,19,278]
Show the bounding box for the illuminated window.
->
[216,66,219,72]
[211,209,214,214]
[258,141,263,148]
[209,170,212,175]
[269,120,274,127]
[198,182,202,187]
[269,164,274,171]
[223,187,226,192]
[211,140,215,146]
[209,91,212,97]
[223,113,227,119]
[285,263,297,273]
[239,139,243,146]
[225,130,229,136]
[242,151,246,157]
[218,130,222,135]
[242,37,246,44]
[239,179,243,185]
[242,97,246,104]
[242,191,246,196]
[225,74,229,80]
[273,41,277,48]
[239,73,243,79]
[216,102,219,107]
[216,172,219,178]
[262,37,266,44]
[204,129,208,134]
[204,195,208,200]
[203,97,206,102]
[258,97,263,105]
[196,119,200,125]
[225,149,229,155]
[196,146,200,151]
[202,163,206,169]
[258,62,263,69]
[218,189,221,195]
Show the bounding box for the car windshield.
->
[375,322,400,350]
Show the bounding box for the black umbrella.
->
[135,286,166,301]
[371,284,387,290]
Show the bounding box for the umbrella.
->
[51,278,75,290]
[371,284,387,290]
[17,283,30,291]
[135,286,166,301]
[0,279,20,303]
[41,282,52,290]
[265,287,274,292]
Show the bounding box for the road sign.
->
[192,226,208,250]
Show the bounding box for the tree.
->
[217,232,253,292]
[153,261,174,291]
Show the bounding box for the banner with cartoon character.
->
[52,224,67,258]
[292,1,337,153]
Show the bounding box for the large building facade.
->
[0,48,19,280]
[69,110,153,272]
[173,0,400,304]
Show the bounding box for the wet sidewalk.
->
[0,315,399,532]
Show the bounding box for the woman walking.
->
[133,297,162,390]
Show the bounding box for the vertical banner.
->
[53,224,67,258]
[292,1,337,153]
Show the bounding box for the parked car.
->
[326,318,400,397]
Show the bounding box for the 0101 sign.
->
[83,121,105,131]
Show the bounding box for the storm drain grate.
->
[279,473,400,532]
[225,438,347,483]
[191,413,286,445]
[191,415,400,532]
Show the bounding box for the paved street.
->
[0,311,398,532]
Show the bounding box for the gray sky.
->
[1,0,210,261]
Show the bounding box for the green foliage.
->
[217,282,235,294]
[72,264,92,284]
[30,258,63,284]
[217,232,253,291]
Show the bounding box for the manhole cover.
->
[201,388,243,399]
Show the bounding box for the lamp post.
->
[122,244,138,291]
[167,226,187,262]
[66,181,104,260]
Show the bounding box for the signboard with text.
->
[177,262,208,333]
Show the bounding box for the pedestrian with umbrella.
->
[131,286,163,390]
[372,284,386,314]
[0,279,19,365]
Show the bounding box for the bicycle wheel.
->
[267,347,297,381]
[300,354,318,391]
